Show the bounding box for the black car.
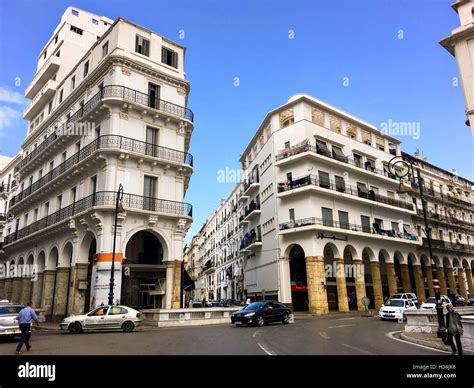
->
[468,296,474,306]
[231,301,292,327]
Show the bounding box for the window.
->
[135,35,150,56]
[374,218,384,229]
[83,61,89,77]
[71,9,79,16]
[71,187,77,203]
[58,89,63,103]
[71,76,76,90]
[143,176,158,210]
[55,50,60,57]
[57,195,62,210]
[33,208,38,222]
[70,26,83,35]
[161,47,178,68]
[38,169,43,178]
[43,51,47,59]
[54,35,58,44]
[61,151,67,163]
[360,215,371,233]
[322,207,333,227]
[48,100,53,115]
[338,211,349,229]
[335,176,345,192]
[102,41,109,58]
[387,190,395,199]
[353,153,362,168]
[284,141,290,149]
[24,213,29,226]
[318,171,330,189]
[92,18,99,25]
[49,161,54,171]
[44,202,50,217]
[289,208,295,223]
[391,222,399,233]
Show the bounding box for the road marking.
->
[319,331,331,339]
[253,330,261,338]
[330,317,356,322]
[327,324,355,329]
[385,331,448,354]
[257,342,276,356]
[342,343,374,355]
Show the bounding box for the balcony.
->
[422,238,474,254]
[277,174,414,212]
[25,55,61,99]
[243,200,261,222]
[9,135,193,210]
[275,140,398,181]
[240,228,262,252]
[16,85,194,175]
[243,173,260,196]
[23,79,58,121]
[279,217,420,244]
[4,191,192,247]
[415,209,474,231]
[0,183,10,199]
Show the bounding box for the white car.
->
[420,296,452,309]
[391,293,419,307]
[379,298,417,321]
[60,305,141,334]
[0,302,23,336]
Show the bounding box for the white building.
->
[440,0,474,133]
[190,93,474,315]
[0,7,194,319]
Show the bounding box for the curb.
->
[399,332,474,355]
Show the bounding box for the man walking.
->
[15,302,39,355]
[446,304,463,355]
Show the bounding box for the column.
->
[335,258,349,312]
[52,267,71,320]
[305,256,328,315]
[425,266,435,297]
[370,261,384,311]
[31,272,44,309]
[412,265,425,303]
[69,263,89,315]
[354,261,366,311]
[458,268,468,300]
[165,261,175,309]
[171,260,182,309]
[436,266,448,295]
[446,268,457,294]
[465,268,474,294]
[4,278,13,301]
[19,277,33,305]
[385,263,398,296]
[11,277,22,303]
[0,279,5,299]
[400,264,412,293]
[41,270,56,318]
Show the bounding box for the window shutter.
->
[172,52,178,68]
[161,47,166,63]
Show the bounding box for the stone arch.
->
[361,247,376,309]
[36,251,46,272]
[46,246,59,270]
[59,241,74,267]
[378,250,391,300]
[362,247,376,262]
[323,242,340,260]
[123,227,170,262]
[323,242,339,311]
[343,245,359,310]
[393,251,404,292]
[452,257,461,269]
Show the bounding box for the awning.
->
[403,226,416,236]
[332,147,345,157]
[183,267,195,291]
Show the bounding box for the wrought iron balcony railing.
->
[4,191,192,246]
[15,85,194,173]
[278,174,414,211]
[279,217,418,242]
[275,141,398,180]
[415,209,474,230]
[10,135,193,208]
[422,238,474,253]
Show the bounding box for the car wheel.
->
[282,312,290,324]
[256,315,265,327]
[122,321,135,332]
[380,318,385,321]
[68,322,82,334]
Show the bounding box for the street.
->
[0,314,443,355]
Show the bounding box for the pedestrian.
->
[445,304,463,355]
[202,297,207,308]
[15,302,39,355]
[245,297,251,306]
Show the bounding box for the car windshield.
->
[425,297,436,303]
[392,294,403,299]
[0,306,23,314]
[244,302,266,310]
[385,300,404,307]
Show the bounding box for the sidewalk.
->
[400,331,474,355]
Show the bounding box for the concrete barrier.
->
[140,307,241,328]
[461,315,474,349]
[405,306,474,333]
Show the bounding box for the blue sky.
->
[0,0,472,243]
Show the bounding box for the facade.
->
[440,0,474,133]
[0,7,194,319]
[191,183,246,302]
[190,93,474,315]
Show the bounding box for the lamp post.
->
[388,156,445,337]
[108,184,124,306]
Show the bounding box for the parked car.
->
[0,302,23,337]
[391,293,419,307]
[59,305,141,334]
[231,301,292,327]
[420,295,452,309]
[468,295,474,306]
[451,294,465,306]
[379,298,417,321]
[192,300,205,308]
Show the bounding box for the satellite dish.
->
[361,297,370,306]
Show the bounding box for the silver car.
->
[0,302,23,336]
[59,305,141,334]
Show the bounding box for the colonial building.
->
[0,7,194,319]
[190,93,474,315]
[191,183,245,302]
[440,0,474,133]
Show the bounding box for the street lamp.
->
[108,184,124,306]
[388,156,445,337]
